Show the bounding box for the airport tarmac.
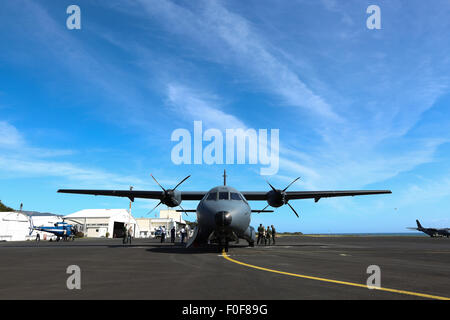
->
[0,235,448,300]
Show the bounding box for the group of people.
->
[122,225,133,244]
[257,224,276,246]
[160,226,189,244]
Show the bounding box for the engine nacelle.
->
[266,189,286,208]
[162,190,182,207]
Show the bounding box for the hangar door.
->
[113,222,125,238]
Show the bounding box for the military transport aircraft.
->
[407,220,450,238]
[58,171,391,251]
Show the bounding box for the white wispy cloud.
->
[0,121,147,188]
[0,121,24,148]
[395,175,450,208]
[4,0,450,208]
[166,83,246,130]
[87,1,450,193]
[136,0,340,121]
[4,0,158,134]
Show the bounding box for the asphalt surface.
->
[0,235,449,300]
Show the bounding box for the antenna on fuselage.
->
[223,169,227,186]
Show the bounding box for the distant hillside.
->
[279,232,303,236]
[0,201,14,212]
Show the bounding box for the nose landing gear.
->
[218,239,229,253]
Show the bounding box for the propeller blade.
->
[287,202,299,218]
[173,175,191,191]
[283,177,301,192]
[151,174,166,192]
[266,180,277,192]
[255,204,270,214]
[178,204,188,216]
[146,201,162,215]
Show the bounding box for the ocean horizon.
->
[283,232,428,237]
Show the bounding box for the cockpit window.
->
[230,193,241,200]
[218,192,229,200]
[206,192,217,200]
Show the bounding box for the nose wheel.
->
[218,239,229,253]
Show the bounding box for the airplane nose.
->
[215,211,232,227]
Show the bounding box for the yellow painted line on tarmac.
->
[222,251,450,300]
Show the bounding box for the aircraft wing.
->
[58,189,391,202]
[57,189,207,201]
[241,190,392,201]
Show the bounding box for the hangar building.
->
[0,211,30,241]
[64,209,140,238]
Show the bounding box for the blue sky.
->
[1,0,450,233]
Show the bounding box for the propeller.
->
[265,177,301,218]
[287,202,299,218]
[147,200,162,216]
[177,204,189,216]
[146,174,191,215]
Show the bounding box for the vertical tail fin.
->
[416,219,423,229]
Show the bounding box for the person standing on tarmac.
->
[179,226,185,243]
[161,226,166,243]
[265,226,272,246]
[271,225,276,245]
[262,226,267,246]
[170,226,176,243]
[257,224,264,245]
[122,224,128,244]
[127,226,133,244]
[185,225,190,241]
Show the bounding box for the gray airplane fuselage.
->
[193,185,255,246]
